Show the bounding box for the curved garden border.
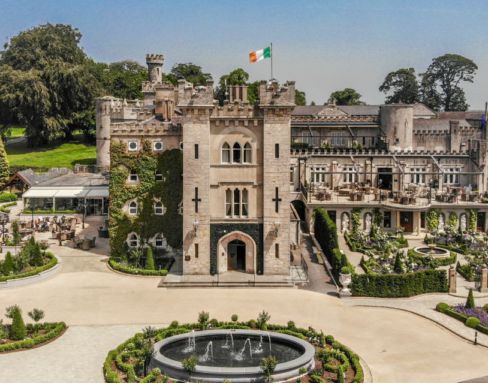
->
[107,258,168,277]
[0,253,60,288]
[0,322,67,353]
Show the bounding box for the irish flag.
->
[249,46,271,63]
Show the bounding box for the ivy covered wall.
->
[109,140,183,259]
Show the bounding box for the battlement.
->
[212,102,256,118]
[259,80,296,107]
[146,54,164,64]
[177,79,216,107]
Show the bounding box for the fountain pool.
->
[150,329,315,382]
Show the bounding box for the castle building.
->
[97,53,488,280]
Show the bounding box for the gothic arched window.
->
[129,201,138,215]
[232,143,241,163]
[243,142,252,164]
[222,142,231,163]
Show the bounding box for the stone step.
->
[158,280,297,288]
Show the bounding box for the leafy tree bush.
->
[145,247,155,271]
[198,311,210,329]
[181,355,197,375]
[329,88,362,105]
[436,302,449,313]
[10,306,26,340]
[465,288,475,309]
[0,192,16,203]
[28,308,45,323]
[231,314,238,322]
[260,356,278,383]
[257,311,271,330]
[379,67,419,104]
[11,220,21,246]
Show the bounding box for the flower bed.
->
[108,258,168,276]
[0,322,67,353]
[103,315,364,383]
[0,251,57,282]
[436,303,488,336]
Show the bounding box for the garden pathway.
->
[1,247,488,382]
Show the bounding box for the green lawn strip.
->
[6,139,96,170]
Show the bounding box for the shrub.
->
[231,314,238,322]
[436,302,449,313]
[0,192,17,203]
[0,252,57,282]
[248,319,257,328]
[309,375,325,383]
[2,252,14,275]
[484,304,488,314]
[28,308,45,323]
[10,306,26,340]
[260,356,278,382]
[197,311,210,329]
[465,288,475,309]
[108,258,167,276]
[182,355,197,375]
[393,252,403,273]
[145,247,155,271]
[257,311,271,330]
[466,316,481,329]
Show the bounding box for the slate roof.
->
[15,168,71,187]
[36,173,108,187]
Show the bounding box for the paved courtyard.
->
[0,242,488,383]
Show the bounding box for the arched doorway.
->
[228,239,246,271]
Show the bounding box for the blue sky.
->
[1,0,487,108]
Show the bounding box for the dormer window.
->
[128,141,138,151]
[153,141,163,151]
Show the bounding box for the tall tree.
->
[165,63,212,86]
[0,24,101,145]
[420,53,477,111]
[379,68,419,104]
[295,90,306,106]
[329,88,362,105]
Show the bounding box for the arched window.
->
[233,189,241,216]
[128,233,139,248]
[154,201,165,215]
[232,143,241,163]
[243,143,252,163]
[129,170,138,182]
[242,189,248,217]
[154,234,166,248]
[155,171,164,181]
[129,201,138,215]
[222,143,231,163]
[225,189,232,217]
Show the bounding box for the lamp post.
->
[82,199,86,229]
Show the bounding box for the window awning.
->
[85,188,109,198]
[22,189,58,198]
[54,188,88,198]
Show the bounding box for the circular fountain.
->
[414,245,450,258]
[150,329,315,382]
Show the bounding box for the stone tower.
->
[146,54,164,83]
[96,96,113,168]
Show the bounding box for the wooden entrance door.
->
[400,211,414,232]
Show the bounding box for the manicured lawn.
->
[6,138,96,170]
[8,126,25,138]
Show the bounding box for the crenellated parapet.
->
[259,80,296,107]
[177,79,216,108]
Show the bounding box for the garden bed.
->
[0,322,67,353]
[0,251,57,283]
[108,258,169,277]
[436,302,488,336]
[103,315,364,383]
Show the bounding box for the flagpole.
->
[270,42,273,80]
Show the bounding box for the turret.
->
[96,96,114,168]
[146,54,164,83]
[380,104,414,151]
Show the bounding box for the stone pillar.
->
[449,267,457,293]
[481,268,488,293]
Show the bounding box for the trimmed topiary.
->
[145,247,155,270]
[465,288,475,309]
[465,316,481,329]
[436,302,449,313]
[10,306,26,340]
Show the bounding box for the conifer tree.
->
[145,246,155,270]
[393,252,403,274]
[10,306,26,340]
[466,288,475,309]
[3,252,14,275]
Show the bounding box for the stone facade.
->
[97,53,488,281]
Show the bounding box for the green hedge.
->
[0,252,57,282]
[0,192,18,203]
[351,269,448,297]
[0,322,66,353]
[456,262,477,282]
[108,258,168,276]
[314,208,352,279]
